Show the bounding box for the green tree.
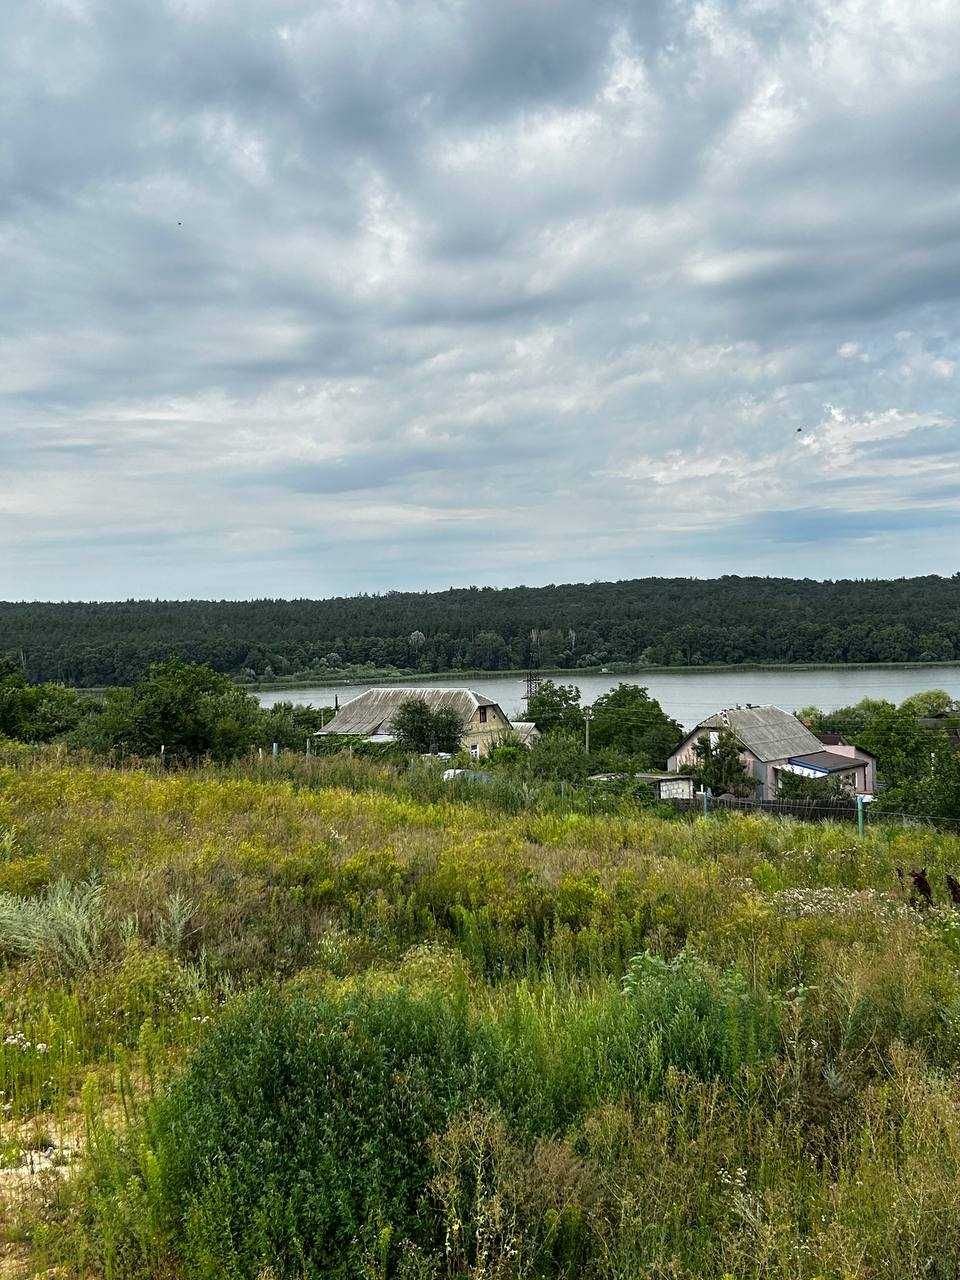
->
[391,698,463,753]
[807,697,895,738]
[73,658,262,760]
[259,701,331,751]
[777,771,851,801]
[856,703,933,790]
[692,729,754,797]
[587,683,682,767]
[872,733,960,821]
[0,657,87,742]
[526,681,584,735]
[521,729,591,783]
[898,689,955,718]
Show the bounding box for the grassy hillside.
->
[4,755,960,1277]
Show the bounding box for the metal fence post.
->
[856,794,864,838]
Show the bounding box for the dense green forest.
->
[2,574,959,686]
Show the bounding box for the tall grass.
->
[0,876,104,974]
[4,758,960,1276]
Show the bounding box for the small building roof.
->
[510,720,540,745]
[787,749,871,774]
[314,686,499,737]
[698,705,824,763]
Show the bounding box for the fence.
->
[668,793,960,834]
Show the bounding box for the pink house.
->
[666,705,876,800]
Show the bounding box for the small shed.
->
[634,772,696,800]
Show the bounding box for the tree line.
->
[2,573,959,686]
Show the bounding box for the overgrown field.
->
[4,756,960,1278]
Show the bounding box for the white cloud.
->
[2,0,960,597]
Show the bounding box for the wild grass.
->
[3,755,960,1276]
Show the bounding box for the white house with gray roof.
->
[667,705,875,799]
[314,687,517,758]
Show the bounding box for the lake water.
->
[257,666,960,730]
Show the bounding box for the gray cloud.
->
[2,0,960,600]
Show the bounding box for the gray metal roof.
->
[314,686,500,736]
[510,720,540,743]
[699,705,823,763]
[787,750,870,773]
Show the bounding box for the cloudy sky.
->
[3,0,960,600]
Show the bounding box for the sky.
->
[3,0,960,601]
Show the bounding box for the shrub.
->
[89,988,496,1278]
[0,876,105,975]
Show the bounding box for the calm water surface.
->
[257,666,960,729]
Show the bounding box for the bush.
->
[93,989,497,1277]
[0,876,105,975]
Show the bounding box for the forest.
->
[2,573,960,686]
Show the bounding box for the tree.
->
[521,730,591,783]
[73,658,262,760]
[391,698,463,753]
[0,658,87,743]
[899,689,956,718]
[526,681,584,735]
[587,683,682,767]
[259,701,330,751]
[852,704,932,791]
[777,771,850,802]
[692,730,754,796]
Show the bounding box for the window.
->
[478,706,487,724]
[470,743,480,759]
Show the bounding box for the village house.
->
[667,705,876,800]
[313,687,521,758]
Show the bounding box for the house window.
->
[478,706,487,724]
[470,743,480,759]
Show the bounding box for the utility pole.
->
[583,706,593,755]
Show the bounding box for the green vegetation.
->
[800,693,960,820]
[0,656,87,743]
[693,727,753,797]
[3,752,960,1277]
[1,656,330,763]
[392,697,463,753]
[4,573,960,685]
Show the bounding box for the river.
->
[256,666,960,729]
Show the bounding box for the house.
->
[667,705,876,800]
[313,687,517,758]
[811,731,878,792]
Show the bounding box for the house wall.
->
[461,704,514,758]
[667,729,764,796]
[822,744,876,792]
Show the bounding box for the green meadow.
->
[3,752,960,1278]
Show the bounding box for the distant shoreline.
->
[245,658,960,695]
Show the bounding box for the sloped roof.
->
[315,687,499,736]
[510,720,540,745]
[699,705,823,763]
[788,750,871,773]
